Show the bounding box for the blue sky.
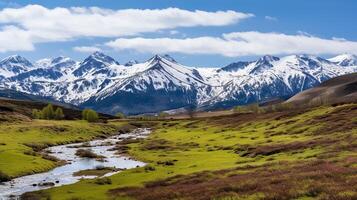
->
[0,0,356,67]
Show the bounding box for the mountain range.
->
[0,52,356,114]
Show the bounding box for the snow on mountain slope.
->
[328,54,357,66]
[82,55,209,114]
[0,55,33,78]
[199,54,357,108]
[0,52,356,114]
[92,55,207,100]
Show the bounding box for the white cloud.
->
[73,46,101,53]
[106,31,357,57]
[265,16,277,21]
[0,25,33,52]
[0,4,252,52]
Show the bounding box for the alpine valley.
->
[0,52,356,114]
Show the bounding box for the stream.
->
[0,128,150,200]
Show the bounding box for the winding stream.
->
[0,128,150,200]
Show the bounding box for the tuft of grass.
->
[75,149,104,159]
[94,177,112,185]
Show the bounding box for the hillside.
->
[286,72,357,105]
[0,97,113,121]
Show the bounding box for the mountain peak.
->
[220,61,251,72]
[328,53,357,66]
[124,60,139,67]
[73,52,119,77]
[258,55,280,63]
[0,55,33,68]
[249,55,279,74]
[85,51,119,65]
[91,51,106,58]
[149,54,177,63]
[162,54,177,63]
[0,55,33,77]
[1,55,33,66]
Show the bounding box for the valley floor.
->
[20,103,357,200]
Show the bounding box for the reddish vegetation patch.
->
[308,104,357,135]
[235,138,338,157]
[109,160,357,200]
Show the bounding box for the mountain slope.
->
[83,55,207,114]
[0,52,356,114]
[0,55,33,78]
[286,72,357,105]
[199,54,356,109]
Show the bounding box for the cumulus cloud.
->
[73,46,101,53]
[106,31,357,57]
[0,4,252,52]
[0,25,34,52]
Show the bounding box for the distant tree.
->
[32,109,42,119]
[86,110,99,122]
[83,109,99,122]
[54,107,65,120]
[41,104,55,119]
[115,112,126,119]
[82,109,90,120]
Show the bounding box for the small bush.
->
[94,177,112,185]
[144,165,156,171]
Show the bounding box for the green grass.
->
[32,104,357,200]
[0,119,127,177]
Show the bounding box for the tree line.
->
[32,104,100,122]
[32,104,65,120]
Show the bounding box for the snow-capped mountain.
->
[0,52,356,114]
[328,54,357,66]
[0,55,33,78]
[82,55,209,114]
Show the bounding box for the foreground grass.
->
[0,119,128,178]
[27,103,357,200]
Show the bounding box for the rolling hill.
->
[286,72,357,105]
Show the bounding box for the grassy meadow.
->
[22,103,357,200]
[0,119,129,178]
